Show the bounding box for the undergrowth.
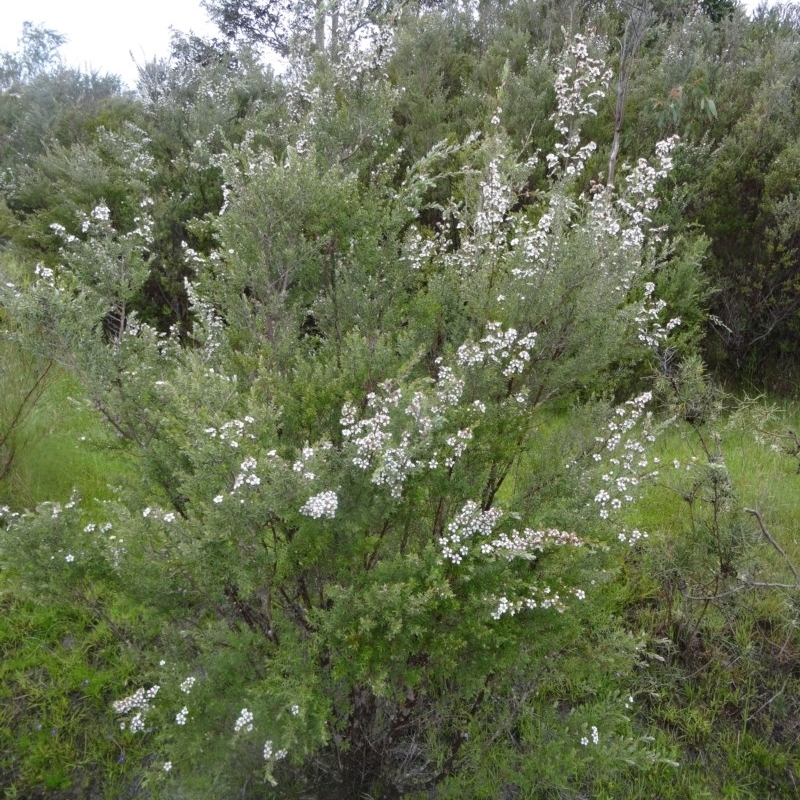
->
[2,368,800,798]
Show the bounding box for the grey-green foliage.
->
[0,23,127,169]
[0,22,65,88]
[0,24,692,800]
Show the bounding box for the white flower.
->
[299,491,338,519]
[179,677,196,694]
[175,706,189,725]
[291,704,300,716]
[163,761,172,772]
[234,708,253,733]
[65,554,75,563]
[91,204,111,221]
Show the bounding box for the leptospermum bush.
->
[1,32,687,798]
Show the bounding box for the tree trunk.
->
[608,3,651,187]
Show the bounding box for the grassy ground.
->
[0,594,151,799]
[607,401,800,799]
[0,340,145,798]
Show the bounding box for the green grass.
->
[0,593,151,799]
[0,330,146,797]
[609,401,800,799]
[0,343,132,510]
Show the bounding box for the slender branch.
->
[0,360,53,449]
[744,507,800,585]
[0,359,55,481]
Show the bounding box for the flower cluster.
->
[292,442,332,481]
[49,222,77,245]
[551,35,612,135]
[474,158,514,238]
[443,428,473,469]
[441,503,585,575]
[232,456,261,490]
[184,278,225,358]
[592,392,657,519]
[511,201,561,282]
[341,366,471,498]
[234,708,254,733]
[262,739,288,761]
[341,386,402,470]
[402,224,438,271]
[548,33,612,176]
[490,587,567,619]
[299,490,338,520]
[634,282,681,349]
[113,685,160,733]
[617,527,648,546]
[34,261,58,287]
[580,725,600,746]
[439,501,504,564]
[203,416,257,449]
[456,322,538,377]
[480,527,583,559]
[142,506,178,523]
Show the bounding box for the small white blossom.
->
[299,491,338,519]
[234,708,253,733]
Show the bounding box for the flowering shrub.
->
[0,30,685,799]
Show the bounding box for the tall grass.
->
[611,400,800,799]
[0,339,131,509]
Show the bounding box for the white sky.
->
[1,0,220,88]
